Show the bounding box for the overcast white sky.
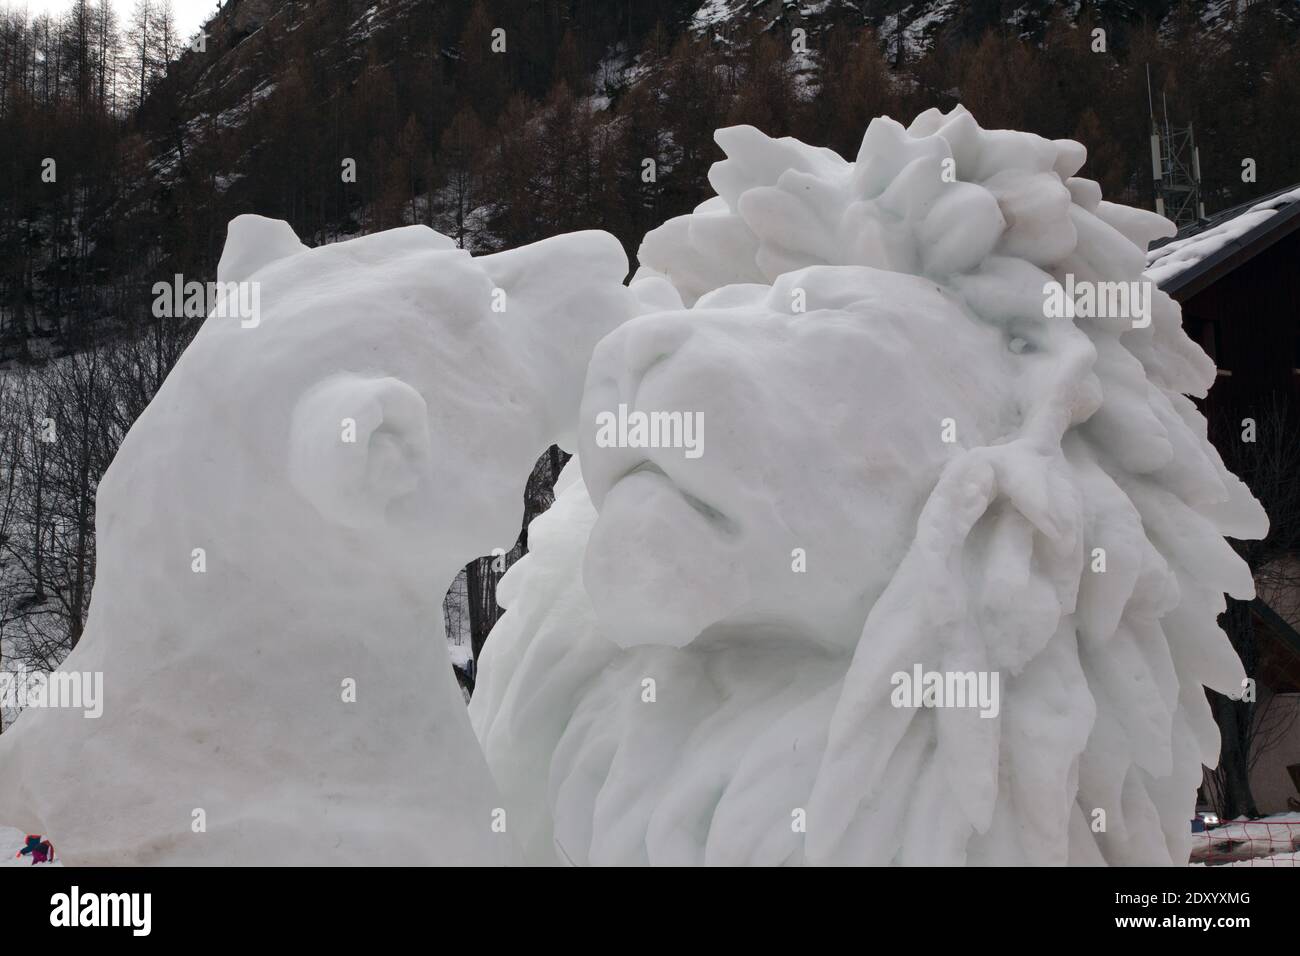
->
[14,0,217,40]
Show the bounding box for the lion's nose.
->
[580,313,698,507]
[587,312,695,410]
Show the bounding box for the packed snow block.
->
[0,218,633,865]
[636,205,764,307]
[473,106,1267,866]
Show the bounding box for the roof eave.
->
[1158,200,1300,301]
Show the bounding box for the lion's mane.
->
[471,107,1266,865]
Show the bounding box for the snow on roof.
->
[1145,184,1300,287]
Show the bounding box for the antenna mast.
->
[1146,65,1204,229]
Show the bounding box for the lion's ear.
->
[217,215,307,285]
[287,374,432,531]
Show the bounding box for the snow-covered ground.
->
[1189,812,1300,866]
[4,812,1293,866]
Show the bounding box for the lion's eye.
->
[1008,336,1028,354]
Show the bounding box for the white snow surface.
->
[0,216,632,865]
[471,106,1268,865]
[1144,186,1300,286]
[1190,812,1300,865]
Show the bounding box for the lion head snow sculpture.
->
[471,106,1267,866]
[0,216,632,864]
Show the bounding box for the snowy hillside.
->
[683,0,1287,60]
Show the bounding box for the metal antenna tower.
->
[1147,64,1205,229]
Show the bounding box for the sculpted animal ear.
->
[287,374,432,531]
[217,215,308,285]
[478,230,633,448]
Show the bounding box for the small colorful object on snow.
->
[15,833,54,864]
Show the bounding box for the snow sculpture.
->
[0,216,632,864]
[471,107,1268,865]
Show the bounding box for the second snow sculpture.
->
[471,107,1267,865]
[0,217,632,864]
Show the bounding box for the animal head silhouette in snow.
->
[472,106,1267,865]
[0,217,632,864]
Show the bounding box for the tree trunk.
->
[1210,689,1260,819]
[1210,599,1261,819]
[465,556,500,664]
